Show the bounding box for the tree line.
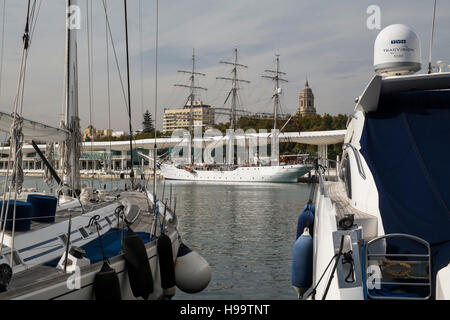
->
[214,113,348,161]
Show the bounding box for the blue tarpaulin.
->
[360,89,450,287]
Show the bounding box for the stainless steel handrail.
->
[364,233,432,300]
[343,143,366,180]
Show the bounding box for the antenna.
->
[428,0,437,74]
[216,48,250,130]
[262,54,288,131]
[173,49,207,164]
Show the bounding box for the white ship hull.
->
[161,163,312,183]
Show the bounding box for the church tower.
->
[298,79,316,116]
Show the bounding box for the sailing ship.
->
[0,0,210,300]
[291,23,450,300]
[160,50,313,183]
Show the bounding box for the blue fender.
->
[291,231,313,290]
[296,207,314,240]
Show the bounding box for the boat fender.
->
[303,202,315,214]
[122,228,154,299]
[175,243,211,294]
[94,261,121,300]
[291,228,313,299]
[296,207,314,240]
[157,233,176,298]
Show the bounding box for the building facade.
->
[297,80,317,116]
[163,100,215,134]
[83,125,113,141]
[0,148,151,174]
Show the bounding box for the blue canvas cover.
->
[360,89,450,287]
[46,228,152,267]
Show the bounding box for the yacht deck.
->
[324,181,378,239]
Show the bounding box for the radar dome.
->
[374,24,421,76]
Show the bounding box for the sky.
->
[0,0,449,133]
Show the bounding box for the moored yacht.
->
[292,23,450,300]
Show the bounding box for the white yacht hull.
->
[161,163,312,183]
[0,192,185,300]
[8,230,180,300]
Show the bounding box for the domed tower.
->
[298,80,316,116]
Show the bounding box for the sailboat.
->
[160,51,313,183]
[0,0,210,300]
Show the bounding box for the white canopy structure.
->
[0,130,346,154]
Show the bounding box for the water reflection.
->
[168,181,310,300]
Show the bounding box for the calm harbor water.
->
[1,176,311,300]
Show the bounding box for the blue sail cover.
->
[360,89,450,286]
[46,229,152,267]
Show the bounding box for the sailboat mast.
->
[217,49,250,165]
[217,48,250,130]
[63,0,81,193]
[262,54,288,131]
[124,0,135,188]
[273,56,280,131]
[230,50,238,130]
[153,0,159,198]
[174,50,207,165]
[189,49,195,158]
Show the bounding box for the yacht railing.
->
[316,158,339,182]
[363,233,432,300]
[343,143,366,180]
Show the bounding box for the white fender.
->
[175,244,211,294]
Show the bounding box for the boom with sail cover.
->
[0,111,68,142]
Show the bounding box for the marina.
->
[1,176,311,300]
[0,0,447,308]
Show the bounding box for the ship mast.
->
[63,0,81,193]
[174,49,207,165]
[262,54,288,131]
[216,48,250,130]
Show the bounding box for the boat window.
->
[79,228,89,238]
[105,216,112,225]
